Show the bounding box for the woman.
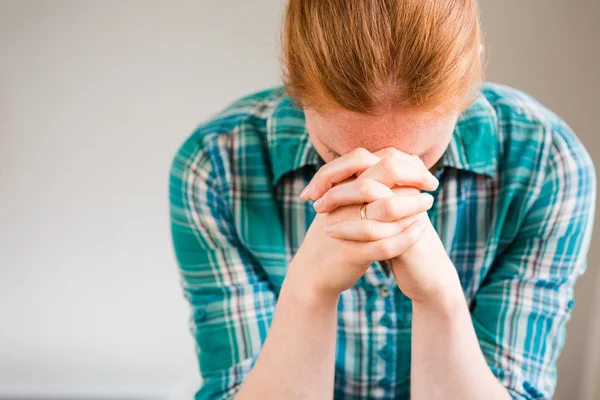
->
[170,1,595,398]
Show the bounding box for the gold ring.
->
[359,202,368,220]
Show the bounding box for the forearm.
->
[410,270,510,400]
[236,259,339,399]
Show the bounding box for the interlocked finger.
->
[364,192,434,222]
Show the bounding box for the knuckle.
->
[380,156,400,176]
[357,179,375,197]
[396,219,411,231]
[422,171,435,185]
[411,154,424,165]
[389,148,404,160]
[405,225,423,245]
[376,240,395,260]
[316,164,332,180]
[352,147,371,160]
[378,147,398,158]
[383,197,400,218]
[380,156,394,174]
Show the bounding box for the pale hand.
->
[387,203,460,305]
[305,147,461,304]
[293,147,438,299]
[291,195,429,300]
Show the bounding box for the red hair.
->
[281,0,485,114]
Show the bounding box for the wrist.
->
[411,273,465,318]
[283,258,341,309]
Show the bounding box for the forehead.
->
[305,106,455,153]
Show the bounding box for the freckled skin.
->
[304,106,459,169]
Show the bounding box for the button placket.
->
[395,290,413,327]
[379,286,391,298]
[378,345,392,361]
[363,283,377,313]
[379,377,391,388]
[380,314,393,327]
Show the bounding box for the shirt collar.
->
[438,92,499,178]
[267,95,323,185]
[268,89,498,185]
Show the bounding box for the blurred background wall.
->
[0,1,598,399]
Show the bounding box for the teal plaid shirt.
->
[170,83,595,399]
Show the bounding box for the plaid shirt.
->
[170,83,595,399]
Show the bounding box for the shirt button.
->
[379,286,390,298]
[379,378,391,388]
[195,308,207,322]
[380,314,392,327]
[378,345,392,360]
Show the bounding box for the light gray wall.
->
[0,1,598,398]
[0,1,283,398]
[479,2,600,399]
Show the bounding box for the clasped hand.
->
[293,147,459,305]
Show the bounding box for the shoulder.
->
[482,82,588,155]
[173,87,286,169]
[170,87,287,194]
[480,84,595,247]
[482,82,593,189]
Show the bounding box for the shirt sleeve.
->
[170,137,276,399]
[470,127,596,399]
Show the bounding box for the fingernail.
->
[313,198,323,211]
[422,193,434,206]
[416,220,427,231]
[430,176,439,189]
[300,186,309,198]
[324,224,334,233]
